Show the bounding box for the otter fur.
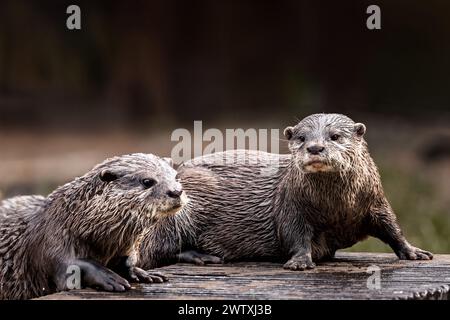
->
[139,113,433,270]
[0,153,186,299]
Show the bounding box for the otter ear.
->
[99,170,119,182]
[162,157,174,167]
[354,123,366,137]
[284,126,294,140]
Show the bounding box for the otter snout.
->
[306,145,325,155]
[167,188,183,198]
[301,142,333,173]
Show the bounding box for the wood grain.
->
[38,252,450,300]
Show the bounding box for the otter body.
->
[0,153,185,299]
[140,114,432,269]
[0,195,46,218]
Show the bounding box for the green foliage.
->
[346,165,450,254]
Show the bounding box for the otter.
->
[0,153,186,299]
[139,113,432,270]
[0,195,46,218]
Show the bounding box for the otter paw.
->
[85,268,131,292]
[283,257,316,271]
[177,250,223,266]
[128,267,168,283]
[397,246,433,260]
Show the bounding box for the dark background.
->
[0,0,449,252]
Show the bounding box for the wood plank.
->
[38,252,450,300]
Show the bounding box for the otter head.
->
[44,153,188,252]
[30,153,189,271]
[92,153,187,223]
[284,113,366,173]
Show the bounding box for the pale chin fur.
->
[153,192,189,219]
[294,154,335,173]
[303,163,334,173]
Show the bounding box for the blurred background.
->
[0,0,449,253]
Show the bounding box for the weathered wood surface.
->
[38,252,450,300]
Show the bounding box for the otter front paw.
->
[127,267,168,283]
[177,250,223,266]
[397,246,433,260]
[283,256,316,271]
[84,267,131,292]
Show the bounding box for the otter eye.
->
[299,136,306,142]
[142,178,157,189]
[330,134,340,141]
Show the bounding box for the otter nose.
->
[307,145,325,155]
[167,189,183,198]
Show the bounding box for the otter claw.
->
[146,271,169,283]
[397,246,433,260]
[128,267,168,283]
[84,267,131,292]
[283,257,316,271]
[177,250,223,265]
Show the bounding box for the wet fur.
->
[139,113,433,269]
[0,153,182,299]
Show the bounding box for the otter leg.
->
[368,207,433,260]
[275,208,316,271]
[55,259,131,292]
[280,227,316,270]
[177,250,223,265]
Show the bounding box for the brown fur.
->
[139,113,433,270]
[0,153,184,299]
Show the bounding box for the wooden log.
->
[38,252,450,300]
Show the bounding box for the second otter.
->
[0,153,185,299]
[139,113,433,270]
